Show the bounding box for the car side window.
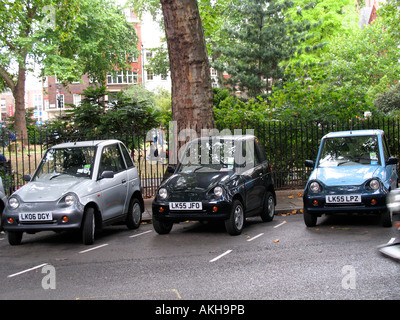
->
[382,134,391,162]
[120,143,135,168]
[99,144,126,174]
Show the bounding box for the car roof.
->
[322,129,384,139]
[51,140,122,149]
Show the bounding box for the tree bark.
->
[13,63,28,143]
[160,0,215,137]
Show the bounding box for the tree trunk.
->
[160,0,215,137]
[13,64,28,144]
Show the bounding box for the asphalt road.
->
[0,213,398,301]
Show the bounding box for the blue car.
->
[303,129,398,227]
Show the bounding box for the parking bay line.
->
[274,221,287,228]
[7,263,48,278]
[129,230,152,238]
[247,233,264,242]
[209,250,232,263]
[79,243,109,254]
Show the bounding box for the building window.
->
[73,94,82,107]
[107,71,138,85]
[147,70,154,81]
[56,94,64,109]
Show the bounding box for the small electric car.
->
[152,135,276,235]
[0,177,6,231]
[303,129,398,227]
[2,140,144,245]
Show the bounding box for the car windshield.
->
[33,146,96,181]
[318,135,380,167]
[178,138,255,173]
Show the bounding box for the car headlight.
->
[214,186,223,197]
[8,197,19,209]
[309,181,321,193]
[159,188,168,199]
[64,194,76,206]
[369,179,380,191]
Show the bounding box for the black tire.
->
[225,200,244,235]
[153,217,173,234]
[303,208,317,227]
[260,191,275,222]
[126,198,142,230]
[8,231,23,245]
[82,207,95,245]
[381,209,393,228]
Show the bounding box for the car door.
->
[242,138,265,213]
[382,134,398,189]
[97,143,128,221]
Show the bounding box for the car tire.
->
[8,231,23,245]
[82,207,95,245]
[153,217,173,234]
[225,200,244,235]
[381,209,393,228]
[303,208,317,227]
[261,191,275,222]
[126,198,142,230]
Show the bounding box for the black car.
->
[152,135,276,235]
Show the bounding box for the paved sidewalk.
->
[142,188,304,221]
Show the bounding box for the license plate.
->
[19,212,53,221]
[325,195,361,204]
[169,202,202,211]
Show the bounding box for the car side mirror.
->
[305,160,315,168]
[166,165,176,173]
[23,174,32,182]
[100,171,114,179]
[386,157,398,166]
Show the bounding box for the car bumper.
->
[152,200,232,222]
[303,192,387,216]
[2,208,83,232]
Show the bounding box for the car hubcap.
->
[268,196,274,218]
[234,205,244,230]
[132,203,141,224]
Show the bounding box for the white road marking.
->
[129,230,152,238]
[274,221,287,228]
[247,233,264,242]
[8,263,48,278]
[210,250,232,263]
[79,243,108,254]
[388,237,396,244]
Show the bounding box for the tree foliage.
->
[212,0,317,98]
[0,0,138,140]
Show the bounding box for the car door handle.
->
[122,179,127,184]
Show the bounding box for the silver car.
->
[2,140,144,245]
[0,177,6,231]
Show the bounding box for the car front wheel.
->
[381,209,393,228]
[153,217,173,234]
[225,200,244,235]
[8,231,23,245]
[82,207,95,245]
[303,208,317,227]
